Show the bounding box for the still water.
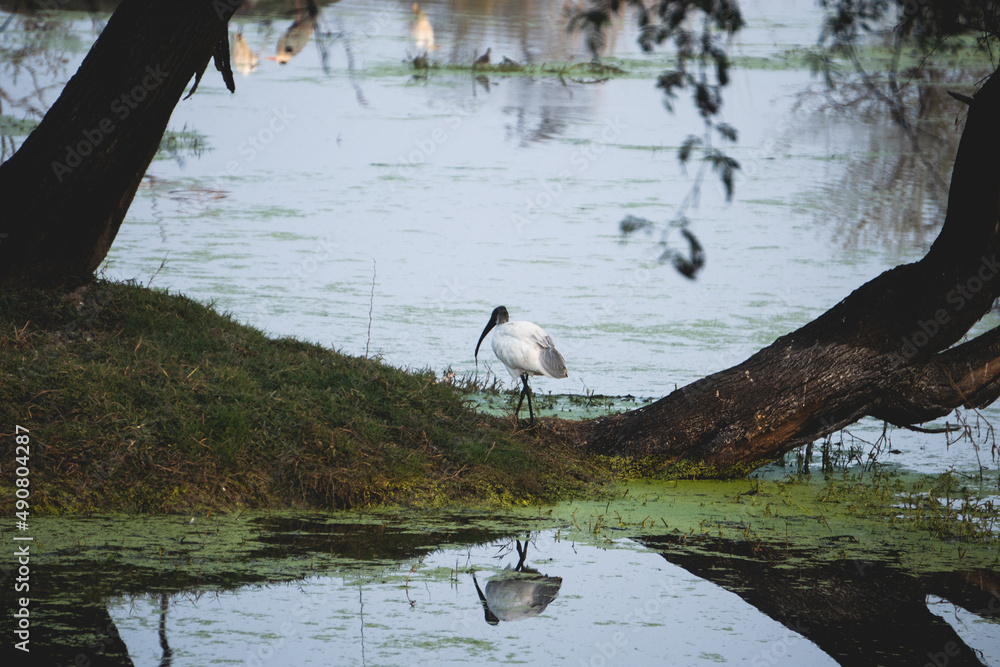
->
[113,528,835,666]
[3,0,1000,665]
[107,0,1000,475]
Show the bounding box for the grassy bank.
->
[0,281,609,514]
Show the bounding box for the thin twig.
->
[899,423,953,434]
[146,254,169,288]
[365,259,376,359]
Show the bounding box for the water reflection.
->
[816,68,985,253]
[504,105,567,146]
[641,535,1000,667]
[156,593,173,667]
[0,6,90,159]
[411,2,436,53]
[472,539,563,624]
[271,0,319,65]
[231,32,259,75]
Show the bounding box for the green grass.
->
[0,281,609,514]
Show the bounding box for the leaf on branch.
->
[715,122,738,142]
[713,49,730,86]
[665,3,688,30]
[694,82,720,117]
[659,228,706,280]
[619,214,653,235]
[721,161,737,201]
[705,150,740,202]
[657,70,685,94]
[673,30,695,61]
[657,70,685,111]
[678,135,702,168]
[804,50,838,89]
[713,0,745,34]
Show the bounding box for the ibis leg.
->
[523,375,535,426]
[515,375,527,418]
[515,374,535,425]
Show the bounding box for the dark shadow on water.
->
[638,535,1000,667]
[247,513,513,561]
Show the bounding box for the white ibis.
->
[474,306,567,426]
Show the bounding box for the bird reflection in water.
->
[231,33,259,75]
[410,3,437,53]
[271,0,319,65]
[472,539,563,625]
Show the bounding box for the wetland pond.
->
[2,0,1000,664]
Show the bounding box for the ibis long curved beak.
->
[474,316,496,362]
[472,573,500,626]
[474,306,508,365]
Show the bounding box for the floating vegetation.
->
[405,55,633,83]
[156,124,209,161]
[0,113,40,137]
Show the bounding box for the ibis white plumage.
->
[474,306,567,425]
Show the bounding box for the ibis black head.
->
[474,306,509,361]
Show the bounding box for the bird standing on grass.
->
[474,47,492,66]
[474,306,567,426]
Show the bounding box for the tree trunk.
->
[0,0,241,288]
[559,68,1000,471]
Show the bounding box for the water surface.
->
[2,1,999,665]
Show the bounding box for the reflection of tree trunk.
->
[641,536,991,666]
[926,568,1000,622]
[0,0,240,288]
[24,600,136,666]
[557,68,1000,470]
[158,592,173,667]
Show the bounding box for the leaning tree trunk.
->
[0,0,240,288]
[561,69,1000,471]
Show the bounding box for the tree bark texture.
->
[0,0,241,287]
[564,68,1000,470]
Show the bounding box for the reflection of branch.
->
[404,564,417,607]
[0,11,82,158]
[158,593,173,667]
[358,585,366,666]
[834,36,949,196]
[314,15,369,108]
